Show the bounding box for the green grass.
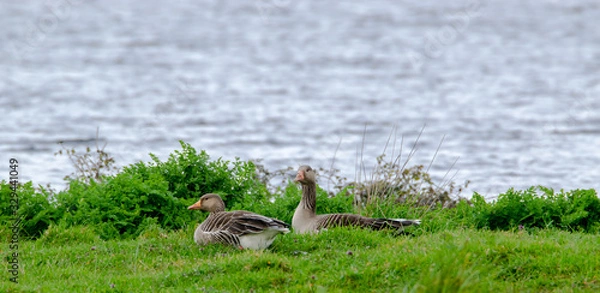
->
[2,143,599,292]
[2,226,599,292]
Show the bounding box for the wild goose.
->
[292,165,421,234]
[188,193,290,250]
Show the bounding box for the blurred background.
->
[1,0,598,196]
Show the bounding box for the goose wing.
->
[315,214,420,231]
[226,211,290,236]
[201,211,289,236]
[370,218,421,230]
[315,213,368,229]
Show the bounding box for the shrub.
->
[0,181,59,240]
[55,172,181,239]
[54,141,270,239]
[470,187,600,232]
[6,139,599,242]
[123,141,269,207]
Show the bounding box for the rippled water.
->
[2,0,599,196]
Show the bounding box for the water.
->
[1,0,599,197]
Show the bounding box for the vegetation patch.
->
[1,228,598,292]
[0,140,598,291]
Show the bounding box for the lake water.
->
[2,0,599,197]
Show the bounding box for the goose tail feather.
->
[371,218,421,230]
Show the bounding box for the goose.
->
[188,193,290,250]
[292,165,421,234]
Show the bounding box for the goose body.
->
[188,193,290,250]
[292,165,421,234]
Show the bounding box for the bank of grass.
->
[1,225,599,292]
[2,142,600,292]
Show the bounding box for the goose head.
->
[188,193,225,213]
[294,165,316,185]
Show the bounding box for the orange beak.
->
[187,200,202,210]
[294,170,304,182]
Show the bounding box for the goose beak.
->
[294,171,304,182]
[188,200,202,210]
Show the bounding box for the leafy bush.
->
[123,141,269,207]
[54,141,270,239]
[470,187,600,232]
[55,172,180,239]
[0,181,59,240]
[5,139,600,242]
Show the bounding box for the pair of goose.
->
[187,165,421,250]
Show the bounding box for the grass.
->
[3,142,599,292]
[2,225,599,292]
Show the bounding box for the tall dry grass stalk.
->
[350,125,470,218]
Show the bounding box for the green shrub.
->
[55,172,181,239]
[54,141,270,239]
[553,188,600,231]
[123,141,268,207]
[313,185,355,215]
[0,181,59,239]
[471,187,600,232]
[5,140,599,242]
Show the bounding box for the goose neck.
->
[300,183,317,212]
